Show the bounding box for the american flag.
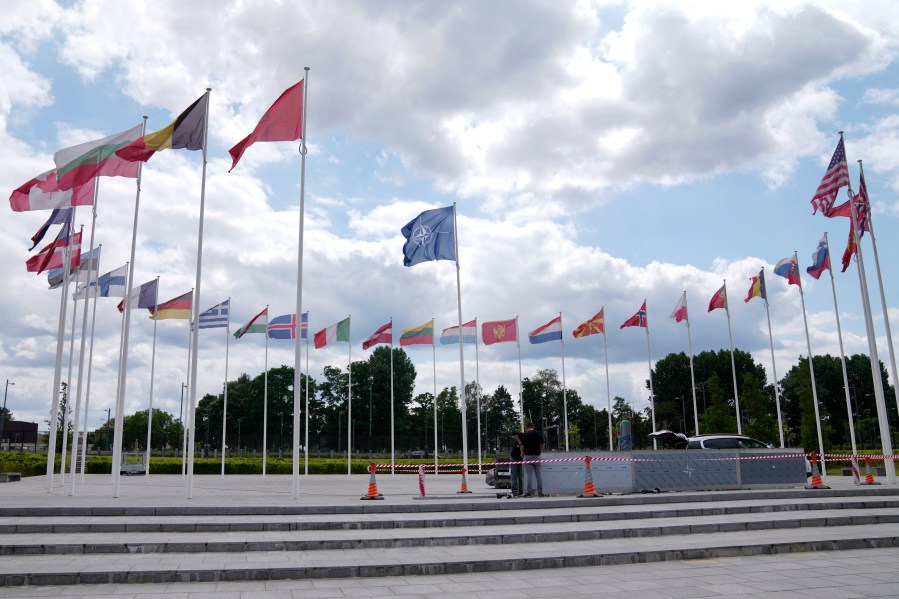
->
[810,137,849,215]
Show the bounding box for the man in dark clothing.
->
[521,422,545,497]
[510,432,523,497]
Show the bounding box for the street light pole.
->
[0,380,13,450]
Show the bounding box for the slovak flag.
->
[774,256,801,286]
[620,301,648,329]
[670,292,688,323]
[806,236,830,280]
[528,315,563,344]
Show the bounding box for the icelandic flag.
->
[300,311,308,340]
[401,205,456,267]
[267,313,297,339]
[440,319,477,345]
[528,316,563,344]
[198,299,230,329]
[806,236,830,280]
[774,256,801,286]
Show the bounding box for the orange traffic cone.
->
[861,456,881,485]
[805,452,830,489]
[361,463,385,500]
[578,456,600,498]
[457,468,472,494]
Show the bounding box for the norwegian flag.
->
[854,170,870,238]
[810,137,850,215]
[620,301,648,329]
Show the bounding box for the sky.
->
[2,0,898,436]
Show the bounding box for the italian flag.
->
[314,317,350,349]
[400,319,434,346]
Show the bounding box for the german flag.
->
[116,93,208,162]
[149,290,193,320]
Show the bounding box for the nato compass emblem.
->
[412,223,433,247]
[682,464,696,478]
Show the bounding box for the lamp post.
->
[0,380,13,450]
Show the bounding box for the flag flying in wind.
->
[670,293,688,323]
[362,321,392,350]
[234,307,268,338]
[30,207,72,250]
[620,302,647,329]
[149,290,192,320]
[528,316,562,344]
[314,317,350,349]
[400,206,456,267]
[26,226,81,274]
[825,170,871,238]
[744,270,766,303]
[267,314,297,339]
[573,309,605,338]
[228,80,304,172]
[198,299,230,329]
[48,246,99,289]
[810,137,850,215]
[807,236,830,280]
[708,284,728,312]
[482,318,517,345]
[399,320,434,346]
[440,319,477,345]
[116,94,208,162]
[774,256,801,286]
[53,124,143,190]
[76,264,127,299]
[300,312,308,339]
[9,170,95,212]
[841,226,857,273]
[118,278,159,312]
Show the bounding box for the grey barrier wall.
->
[535,450,807,494]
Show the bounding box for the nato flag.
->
[401,205,456,267]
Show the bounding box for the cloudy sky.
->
[2,0,898,434]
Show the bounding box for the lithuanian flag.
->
[399,319,434,347]
[149,290,193,320]
[116,93,208,162]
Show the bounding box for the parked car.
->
[406,450,433,459]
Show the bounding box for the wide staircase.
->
[1,486,898,587]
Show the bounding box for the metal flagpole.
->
[78,248,105,486]
[113,116,147,498]
[390,317,395,475]
[795,252,825,473]
[516,316,524,431]
[474,318,481,474]
[857,160,899,415]
[760,271,784,447]
[221,298,231,477]
[823,233,858,458]
[112,263,129,482]
[644,300,657,449]
[186,88,212,500]
[60,232,82,486]
[144,276,160,478]
[560,312,569,451]
[347,315,352,476]
[432,320,438,475]
[722,282,742,434]
[683,293,699,436]
[263,306,269,476]
[46,236,72,490]
[602,315,613,451]
[181,319,191,476]
[292,67,310,499]
[451,204,468,474]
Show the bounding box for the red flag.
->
[26,229,81,274]
[482,318,518,345]
[810,137,849,215]
[841,226,857,272]
[362,322,392,350]
[670,292,688,323]
[707,285,727,312]
[572,309,604,338]
[228,81,304,172]
[620,301,647,329]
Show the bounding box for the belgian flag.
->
[116,92,208,162]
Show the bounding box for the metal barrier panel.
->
[634,450,739,491]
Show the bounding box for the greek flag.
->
[198,298,230,329]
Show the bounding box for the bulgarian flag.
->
[149,290,193,320]
[116,93,208,162]
[314,317,350,349]
[400,319,434,347]
[54,124,143,191]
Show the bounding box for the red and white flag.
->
[26,228,81,274]
[707,285,728,312]
[670,292,688,323]
[362,321,392,350]
[810,137,850,215]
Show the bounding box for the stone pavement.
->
[0,472,897,598]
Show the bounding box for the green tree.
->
[699,373,737,433]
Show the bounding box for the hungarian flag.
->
[26,227,81,274]
[573,309,605,338]
[669,293,688,323]
[150,290,192,320]
[53,124,143,190]
[315,317,350,349]
[620,302,648,329]
[482,318,517,345]
[399,320,433,347]
[234,307,268,338]
[116,93,208,162]
[362,321,392,350]
[708,285,728,312]
[744,270,766,303]
[229,80,304,172]
[10,170,95,212]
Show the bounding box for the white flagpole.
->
[722,282,742,434]
[432,319,438,475]
[183,289,195,482]
[644,300,657,449]
[795,252,825,473]
[186,88,212,500]
[858,160,899,414]
[292,67,310,499]
[824,233,858,457]
[760,272,784,447]
[181,320,191,476]
[113,116,148,498]
[560,312,569,451]
[263,306,269,476]
[683,293,699,436]
[516,316,524,431]
[78,247,105,486]
[347,315,352,476]
[474,318,481,474]
[602,321,613,450]
[46,244,72,491]
[144,276,160,477]
[60,236,82,486]
[390,317,395,475]
[112,263,129,482]
[221,298,231,477]
[451,204,468,474]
